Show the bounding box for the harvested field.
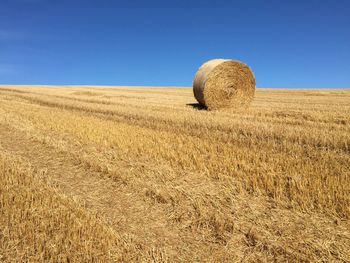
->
[0,85,349,262]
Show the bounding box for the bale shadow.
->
[186,103,207,111]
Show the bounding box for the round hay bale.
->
[193,59,256,110]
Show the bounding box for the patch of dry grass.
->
[71,90,103,96]
[0,154,152,262]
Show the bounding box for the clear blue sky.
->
[1,0,349,87]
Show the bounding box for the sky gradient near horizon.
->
[0,0,349,87]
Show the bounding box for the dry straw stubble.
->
[193,59,256,110]
[0,85,349,262]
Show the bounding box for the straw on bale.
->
[193,59,256,110]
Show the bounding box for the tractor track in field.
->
[0,122,254,261]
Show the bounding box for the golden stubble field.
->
[0,85,349,262]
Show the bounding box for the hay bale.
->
[193,59,256,110]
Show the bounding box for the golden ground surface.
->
[0,85,349,262]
